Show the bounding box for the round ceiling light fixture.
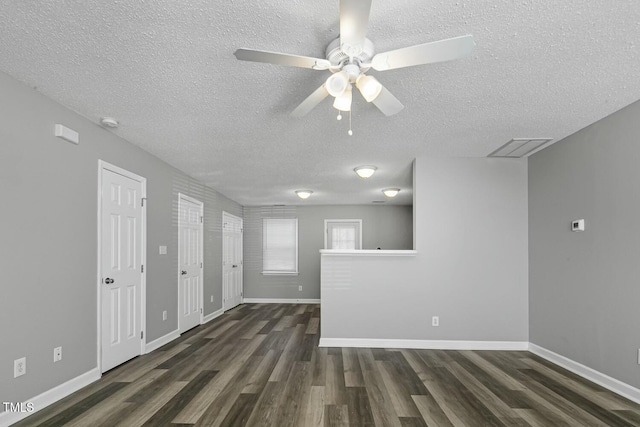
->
[382,188,400,198]
[100,117,119,128]
[295,190,314,200]
[354,165,377,179]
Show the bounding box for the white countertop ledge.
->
[319,249,417,256]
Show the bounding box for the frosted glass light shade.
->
[354,166,377,179]
[326,71,350,97]
[333,84,352,111]
[356,74,382,102]
[295,190,313,200]
[382,188,400,198]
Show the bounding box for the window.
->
[325,219,362,250]
[262,218,298,274]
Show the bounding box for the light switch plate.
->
[159,245,167,255]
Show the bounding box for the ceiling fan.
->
[234,0,475,118]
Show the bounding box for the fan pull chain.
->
[337,111,342,121]
[348,110,353,136]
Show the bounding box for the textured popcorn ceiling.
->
[0,1,638,206]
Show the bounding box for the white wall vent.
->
[488,138,553,158]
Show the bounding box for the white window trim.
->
[262,218,299,275]
[324,219,363,250]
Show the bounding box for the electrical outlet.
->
[210,295,214,303]
[432,316,439,327]
[162,310,167,321]
[54,346,62,362]
[298,286,302,291]
[14,357,26,378]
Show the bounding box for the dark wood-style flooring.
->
[14,303,640,426]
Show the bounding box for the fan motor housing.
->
[326,37,374,73]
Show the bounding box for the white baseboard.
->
[528,343,640,405]
[243,298,321,304]
[0,367,101,426]
[202,308,224,324]
[144,329,180,354]
[319,338,529,351]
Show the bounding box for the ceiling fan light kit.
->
[355,74,382,102]
[234,0,475,135]
[333,84,353,111]
[326,70,350,97]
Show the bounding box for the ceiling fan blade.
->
[339,0,372,56]
[371,34,476,71]
[291,85,330,117]
[234,49,331,70]
[372,86,404,116]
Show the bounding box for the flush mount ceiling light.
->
[295,190,313,200]
[382,188,400,198]
[354,165,377,179]
[100,117,119,128]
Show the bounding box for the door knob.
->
[104,278,115,284]
[181,270,187,275]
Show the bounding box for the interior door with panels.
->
[178,194,203,333]
[100,164,145,373]
[223,212,243,310]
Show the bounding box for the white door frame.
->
[222,211,243,310]
[324,219,363,249]
[178,193,204,331]
[96,160,147,371]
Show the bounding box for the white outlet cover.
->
[210,295,214,303]
[162,310,167,321]
[159,245,167,255]
[432,316,439,326]
[54,347,62,362]
[14,357,26,377]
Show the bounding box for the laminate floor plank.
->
[324,404,349,427]
[140,369,218,426]
[15,303,640,427]
[345,386,376,427]
[357,348,403,427]
[172,334,266,424]
[449,351,531,409]
[522,368,636,426]
[425,366,506,427]
[342,347,365,387]
[377,360,422,417]
[522,356,630,410]
[445,360,526,426]
[325,353,348,405]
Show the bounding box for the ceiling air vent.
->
[488,138,553,158]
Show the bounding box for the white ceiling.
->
[1,1,639,206]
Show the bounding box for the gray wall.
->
[411,157,529,341]
[529,99,640,388]
[0,70,241,406]
[243,205,413,299]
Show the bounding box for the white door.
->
[178,195,203,333]
[223,212,243,310]
[100,166,144,372]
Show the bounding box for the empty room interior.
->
[2,1,640,426]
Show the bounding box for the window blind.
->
[262,218,298,274]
